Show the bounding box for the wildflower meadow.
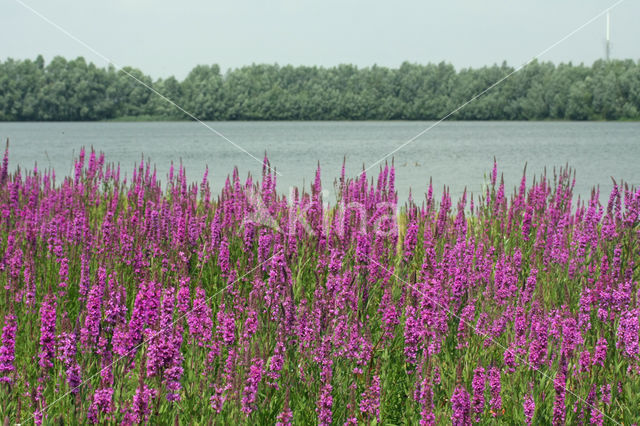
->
[0,142,639,424]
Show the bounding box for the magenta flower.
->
[0,314,17,384]
[590,406,604,426]
[317,382,333,426]
[126,384,156,425]
[87,387,114,424]
[276,404,293,426]
[451,385,472,426]
[177,277,191,316]
[617,309,639,359]
[553,370,566,425]
[267,341,285,388]
[241,358,264,415]
[523,393,535,425]
[579,350,591,373]
[209,384,227,414]
[593,337,607,367]
[57,329,82,393]
[216,304,235,346]
[188,287,213,346]
[243,309,259,341]
[81,269,107,350]
[58,257,69,289]
[471,366,485,421]
[600,384,611,405]
[488,367,502,416]
[403,305,421,367]
[359,375,381,422]
[39,295,57,372]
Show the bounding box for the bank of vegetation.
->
[1,55,639,121]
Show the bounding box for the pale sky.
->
[2,0,639,80]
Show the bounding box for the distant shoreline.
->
[2,55,640,122]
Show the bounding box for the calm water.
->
[1,121,639,204]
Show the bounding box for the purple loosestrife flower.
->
[471,366,485,421]
[404,305,420,367]
[267,341,285,388]
[147,304,185,402]
[379,289,399,342]
[56,330,76,366]
[553,370,567,425]
[34,383,46,426]
[577,385,597,424]
[355,232,370,264]
[243,309,259,341]
[593,337,607,367]
[523,393,535,426]
[451,385,472,426]
[276,404,293,426]
[112,323,131,357]
[488,367,502,416]
[578,289,592,332]
[258,229,273,270]
[617,309,639,359]
[104,276,127,329]
[579,350,591,373]
[177,277,191,316]
[359,375,381,422]
[521,202,533,240]
[600,384,611,405]
[457,303,475,349]
[58,257,69,289]
[528,314,548,370]
[0,314,17,384]
[222,348,238,389]
[561,317,582,357]
[81,269,107,350]
[79,252,90,300]
[241,358,264,415]
[590,406,604,426]
[39,295,57,372]
[503,346,517,373]
[317,381,333,426]
[127,384,156,425]
[87,387,114,424]
[216,304,235,346]
[56,329,82,393]
[188,287,213,346]
[23,263,36,309]
[81,283,103,350]
[522,268,537,305]
[209,384,227,414]
[159,287,176,330]
[417,375,436,426]
[0,141,8,185]
[218,237,231,277]
[164,357,184,402]
[66,362,82,394]
[145,327,172,379]
[315,337,334,426]
[403,218,418,262]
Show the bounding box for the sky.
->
[2,0,639,80]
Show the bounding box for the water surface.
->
[1,121,638,204]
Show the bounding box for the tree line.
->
[1,55,639,121]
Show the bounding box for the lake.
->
[1,121,638,205]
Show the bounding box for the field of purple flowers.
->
[0,141,639,425]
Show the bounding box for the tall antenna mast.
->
[605,9,611,61]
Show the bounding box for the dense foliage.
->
[1,55,640,121]
[0,142,639,424]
